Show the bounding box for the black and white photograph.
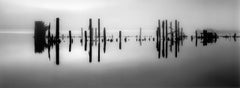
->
[0,0,239,88]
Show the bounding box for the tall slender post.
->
[165,20,168,58]
[177,21,180,52]
[162,21,165,40]
[139,28,142,46]
[119,31,122,50]
[175,20,178,57]
[195,30,198,47]
[103,27,106,53]
[56,18,60,40]
[89,19,93,63]
[69,30,72,52]
[170,22,173,52]
[84,31,87,51]
[98,19,101,62]
[158,20,161,58]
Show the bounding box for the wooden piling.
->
[119,31,122,50]
[98,19,101,62]
[56,18,60,40]
[103,27,106,53]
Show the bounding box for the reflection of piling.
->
[119,31,122,50]
[56,43,59,65]
[98,19,101,62]
[162,21,165,40]
[89,19,93,63]
[103,27,106,53]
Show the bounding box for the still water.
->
[0,33,239,88]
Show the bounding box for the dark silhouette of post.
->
[119,31,122,50]
[162,20,165,58]
[177,21,180,52]
[165,20,168,58]
[103,27,106,53]
[162,21,165,40]
[157,19,161,58]
[69,30,72,52]
[47,23,51,60]
[89,18,93,63]
[139,28,142,46]
[170,22,173,52]
[56,18,60,40]
[175,20,178,57]
[98,19,101,62]
[195,30,198,47]
[84,30,87,51]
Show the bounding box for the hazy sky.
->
[0,0,239,34]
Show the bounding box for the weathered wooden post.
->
[103,27,106,53]
[170,21,173,52]
[165,20,168,58]
[84,30,87,51]
[89,18,93,63]
[56,18,60,41]
[69,30,72,52]
[195,30,198,47]
[119,31,122,50]
[98,19,101,62]
[139,28,142,46]
[175,20,178,57]
[162,21,165,40]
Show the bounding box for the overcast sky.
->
[0,0,239,34]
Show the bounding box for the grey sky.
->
[0,0,239,34]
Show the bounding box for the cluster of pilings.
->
[34,18,62,65]
[155,19,186,58]
[193,30,218,46]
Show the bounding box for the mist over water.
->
[0,28,239,88]
[0,0,240,88]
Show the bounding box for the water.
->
[0,32,239,88]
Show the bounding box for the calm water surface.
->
[0,33,239,88]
